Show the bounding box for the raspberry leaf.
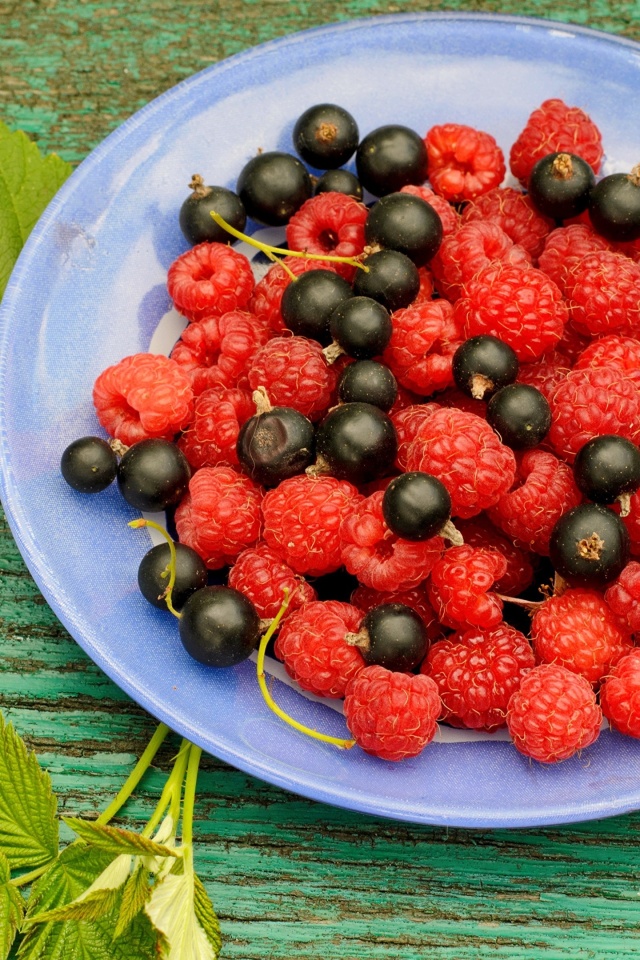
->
[0,714,58,869]
[145,868,220,960]
[114,863,152,939]
[62,818,179,860]
[0,122,71,298]
[0,851,25,960]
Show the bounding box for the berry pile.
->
[62,98,640,766]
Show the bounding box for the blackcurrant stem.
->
[188,173,211,199]
[209,211,369,273]
[322,342,345,365]
[128,519,181,618]
[257,588,356,750]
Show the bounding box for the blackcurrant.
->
[281,269,353,345]
[61,436,117,493]
[178,586,260,667]
[179,175,246,245]
[589,166,640,242]
[365,193,443,265]
[528,152,595,221]
[315,402,397,485]
[117,439,191,512]
[293,103,359,169]
[338,360,397,411]
[353,249,420,312]
[353,603,428,672]
[236,151,312,226]
[549,503,629,587]
[137,542,207,611]
[356,124,428,197]
[314,169,363,200]
[237,405,315,487]
[329,296,392,359]
[486,384,551,450]
[382,471,451,541]
[573,434,640,506]
[452,335,519,400]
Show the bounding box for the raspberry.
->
[93,353,194,446]
[427,544,507,630]
[351,583,444,643]
[430,220,531,302]
[174,465,263,569]
[531,588,632,685]
[262,474,360,576]
[461,187,553,260]
[340,491,444,592]
[228,542,316,620]
[563,251,640,337]
[274,600,364,698]
[285,191,368,279]
[425,123,506,203]
[538,223,611,292]
[343,666,441,761]
[406,407,517,519]
[620,490,640,557]
[391,403,441,470]
[548,367,640,463]
[177,386,254,470]
[516,357,570,403]
[413,265,436,305]
[171,310,270,394]
[248,256,341,334]
[604,561,640,634]
[453,262,567,362]
[506,663,602,762]
[248,336,337,422]
[424,624,534,731]
[400,184,460,237]
[387,383,423,418]
[488,450,582,555]
[167,242,254,323]
[455,516,534,596]
[382,299,464,395]
[509,98,603,185]
[574,335,640,387]
[553,322,592,365]
[600,648,640,738]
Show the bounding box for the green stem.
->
[181,744,202,850]
[96,722,171,826]
[141,739,191,839]
[10,862,51,888]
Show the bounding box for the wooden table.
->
[2,2,640,957]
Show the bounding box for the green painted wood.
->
[2,2,640,957]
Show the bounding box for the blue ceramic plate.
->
[2,12,640,828]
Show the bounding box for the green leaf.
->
[0,122,72,298]
[146,870,219,960]
[114,864,151,940]
[62,819,178,860]
[0,851,24,960]
[193,876,221,959]
[0,714,58,869]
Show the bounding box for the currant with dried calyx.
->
[314,168,363,200]
[353,249,420,311]
[589,164,640,241]
[293,103,359,169]
[382,471,452,541]
[314,402,397,485]
[527,152,595,221]
[356,124,428,196]
[452,335,519,400]
[549,503,630,587]
[573,435,640,512]
[328,296,392,360]
[237,388,315,487]
[346,603,428,673]
[486,383,551,450]
[179,174,246,245]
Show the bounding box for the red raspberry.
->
[509,98,603,185]
[391,403,441,470]
[249,256,341,334]
[506,663,602,762]
[427,544,506,630]
[351,584,444,644]
[344,666,441,761]
[387,383,423,417]
[400,184,460,237]
[174,465,262,569]
[423,624,535,731]
[516,357,570,404]
[453,262,567,362]
[340,491,444,592]
[413,265,436,305]
[553,322,592,365]
[262,474,360,577]
[600,648,640,738]
[488,450,582,556]
[425,123,506,204]
[167,242,254,323]
[461,187,553,260]
[286,192,368,280]
[177,386,253,470]
[430,220,531,302]
[538,223,611,292]
[455,516,534,596]
[531,588,632,685]
[406,407,517,519]
[171,310,269,394]
[248,337,337,422]
[620,490,640,557]
[574,335,640,388]
[93,353,194,446]
[604,562,640,634]
[548,367,640,462]
[382,299,463,395]
[228,542,316,620]
[563,251,640,337]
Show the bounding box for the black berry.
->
[338,360,397,411]
[237,405,315,487]
[329,296,392,359]
[382,471,451,541]
[356,124,428,197]
[137,542,207,611]
[179,175,246,245]
[574,434,640,505]
[589,167,640,242]
[237,151,312,226]
[549,503,630,587]
[353,603,428,672]
[314,169,363,200]
[486,384,551,450]
[315,402,397,485]
[452,335,520,400]
[353,249,420,312]
[293,103,359,169]
[281,269,353,345]
[61,436,118,493]
[117,439,191,512]
[528,152,595,221]
[365,193,443,265]
[178,586,260,667]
